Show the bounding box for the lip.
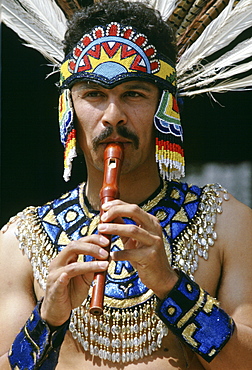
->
[100,138,131,145]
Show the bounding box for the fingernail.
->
[98,261,108,268]
[102,202,110,210]
[99,248,108,257]
[99,235,109,245]
[100,212,107,222]
[98,224,107,232]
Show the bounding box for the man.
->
[0,0,252,369]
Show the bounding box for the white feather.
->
[179,38,252,88]
[2,0,251,95]
[180,75,252,96]
[21,0,66,39]
[149,0,178,20]
[2,0,67,64]
[129,0,178,20]
[179,61,252,92]
[177,0,252,76]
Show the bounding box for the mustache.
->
[92,126,139,150]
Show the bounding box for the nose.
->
[101,98,127,127]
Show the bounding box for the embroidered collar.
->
[37,180,201,248]
[37,180,202,308]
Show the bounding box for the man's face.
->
[71,80,160,175]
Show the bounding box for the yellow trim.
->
[60,61,72,85]
[60,49,176,87]
[177,288,205,329]
[155,60,176,85]
[24,325,40,355]
[182,323,198,347]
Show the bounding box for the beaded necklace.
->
[16,180,229,363]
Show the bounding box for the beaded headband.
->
[59,22,184,181]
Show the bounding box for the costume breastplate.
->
[16,180,228,363]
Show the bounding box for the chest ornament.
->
[16,181,229,363]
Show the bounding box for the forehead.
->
[71,80,159,93]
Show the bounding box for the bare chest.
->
[57,330,205,370]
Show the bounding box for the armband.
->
[8,301,70,370]
[156,270,235,362]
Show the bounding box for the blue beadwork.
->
[38,181,201,251]
[8,302,69,370]
[156,270,235,362]
[37,181,202,304]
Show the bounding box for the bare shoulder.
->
[0,215,34,300]
[216,193,252,253]
[0,216,33,276]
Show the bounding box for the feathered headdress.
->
[3,0,252,180]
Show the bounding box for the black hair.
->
[63,0,176,62]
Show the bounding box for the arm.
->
[197,195,252,369]
[98,197,252,369]
[0,218,110,370]
[0,220,36,369]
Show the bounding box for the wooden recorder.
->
[89,143,124,316]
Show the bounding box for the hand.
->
[41,234,109,327]
[98,200,178,300]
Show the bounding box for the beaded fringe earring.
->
[154,91,185,180]
[59,89,77,182]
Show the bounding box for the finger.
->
[50,235,110,269]
[124,237,138,250]
[52,260,109,288]
[59,271,70,285]
[98,222,160,247]
[65,260,109,278]
[100,215,125,226]
[111,246,152,266]
[101,199,125,210]
[101,202,142,223]
[113,216,126,225]
[101,203,159,234]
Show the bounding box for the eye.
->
[124,91,143,98]
[72,90,105,101]
[84,90,104,98]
